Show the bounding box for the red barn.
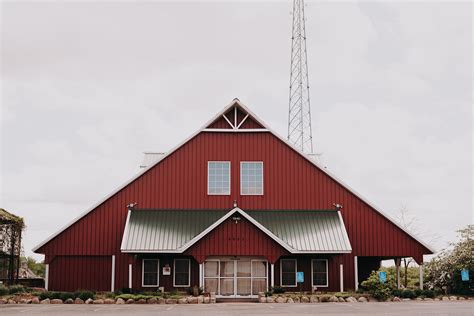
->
[33,100,433,297]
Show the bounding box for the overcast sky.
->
[1,1,472,261]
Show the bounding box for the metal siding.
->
[37,132,430,291]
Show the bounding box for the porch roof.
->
[120,208,352,254]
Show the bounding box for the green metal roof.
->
[120,208,351,253]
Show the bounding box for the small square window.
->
[240,162,263,195]
[208,162,230,195]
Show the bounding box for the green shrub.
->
[373,286,392,301]
[421,289,435,298]
[0,285,8,296]
[75,290,95,301]
[264,291,273,297]
[401,289,415,299]
[391,289,402,297]
[414,288,422,297]
[8,285,26,294]
[59,292,75,301]
[271,286,285,294]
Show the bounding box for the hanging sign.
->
[163,264,171,276]
[379,271,387,283]
[297,272,304,283]
[461,269,469,281]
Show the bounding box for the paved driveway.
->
[0,301,472,315]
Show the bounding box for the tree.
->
[426,225,473,295]
[22,256,45,278]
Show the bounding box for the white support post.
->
[44,264,49,290]
[199,263,203,288]
[270,263,275,288]
[128,264,133,289]
[111,255,116,292]
[340,264,344,293]
[354,256,358,291]
[396,258,401,289]
[419,264,424,290]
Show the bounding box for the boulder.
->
[20,299,30,304]
[416,297,423,301]
[115,298,125,304]
[166,298,177,304]
[74,298,84,304]
[434,298,440,301]
[423,298,433,301]
[136,299,146,304]
[0,299,6,304]
[85,298,94,304]
[187,296,198,304]
[7,299,16,304]
[329,296,339,303]
[441,296,450,301]
[449,296,457,301]
[276,296,287,303]
[51,299,63,304]
[458,297,466,300]
[346,297,357,303]
[93,299,104,304]
[31,297,40,304]
[64,298,74,304]
[310,296,319,303]
[287,298,294,303]
[203,297,210,304]
[197,296,203,304]
[147,297,158,304]
[392,297,401,302]
[104,298,115,304]
[158,298,166,304]
[40,299,50,304]
[301,296,310,303]
[338,297,345,302]
[178,298,188,304]
[293,297,300,303]
[266,297,275,303]
[357,297,368,303]
[126,299,135,304]
[402,298,411,301]
[259,296,266,303]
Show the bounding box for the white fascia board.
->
[119,210,132,251]
[337,210,353,252]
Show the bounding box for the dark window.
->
[174,259,190,287]
[281,259,296,286]
[143,259,159,286]
[312,260,328,286]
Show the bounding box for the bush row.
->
[38,290,95,301]
[0,285,34,296]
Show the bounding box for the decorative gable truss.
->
[205,102,266,131]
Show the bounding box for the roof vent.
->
[140,152,166,168]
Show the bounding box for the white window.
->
[174,259,191,287]
[312,259,328,287]
[142,259,159,287]
[240,162,263,195]
[280,259,297,287]
[208,162,231,195]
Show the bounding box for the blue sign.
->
[461,269,469,281]
[297,272,304,283]
[379,271,387,283]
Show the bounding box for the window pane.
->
[313,260,326,273]
[144,273,158,286]
[241,162,263,195]
[282,273,295,286]
[313,260,327,286]
[175,273,189,286]
[208,162,230,195]
[313,273,327,286]
[220,278,234,295]
[204,278,218,293]
[220,261,234,277]
[237,278,251,296]
[281,260,296,273]
[252,261,266,277]
[237,261,251,277]
[252,278,267,295]
[204,261,218,277]
[144,259,158,273]
[175,260,189,273]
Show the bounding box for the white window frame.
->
[311,259,329,287]
[173,259,191,287]
[207,161,231,195]
[142,259,159,287]
[280,259,297,287]
[240,161,264,196]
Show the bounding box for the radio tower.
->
[287,0,313,154]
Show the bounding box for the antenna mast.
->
[288,0,313,154]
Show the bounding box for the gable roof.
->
[33,99,435,253]
[120,208,352,254]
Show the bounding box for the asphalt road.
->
[0,301,473,316]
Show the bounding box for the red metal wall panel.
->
[37,130,430,291]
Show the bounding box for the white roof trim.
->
[33,99,435,253]
[119,210,132,251]
[337,211,353,252]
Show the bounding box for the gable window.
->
[280,259,297,287]
[142,259,159,287]
[240,162,263,195]
[312,259,328,287]
[208,162,231,195]
[174,259,191,287]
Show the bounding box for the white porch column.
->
[354,256,358,291]
[111,255,116,292]
[419,264,424,290]
[396,258,401,289]
[44,264,49,290]
[128,264,133,289]
[339,264,344,292]
[270,263,275,288]
[199,263,203,288]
